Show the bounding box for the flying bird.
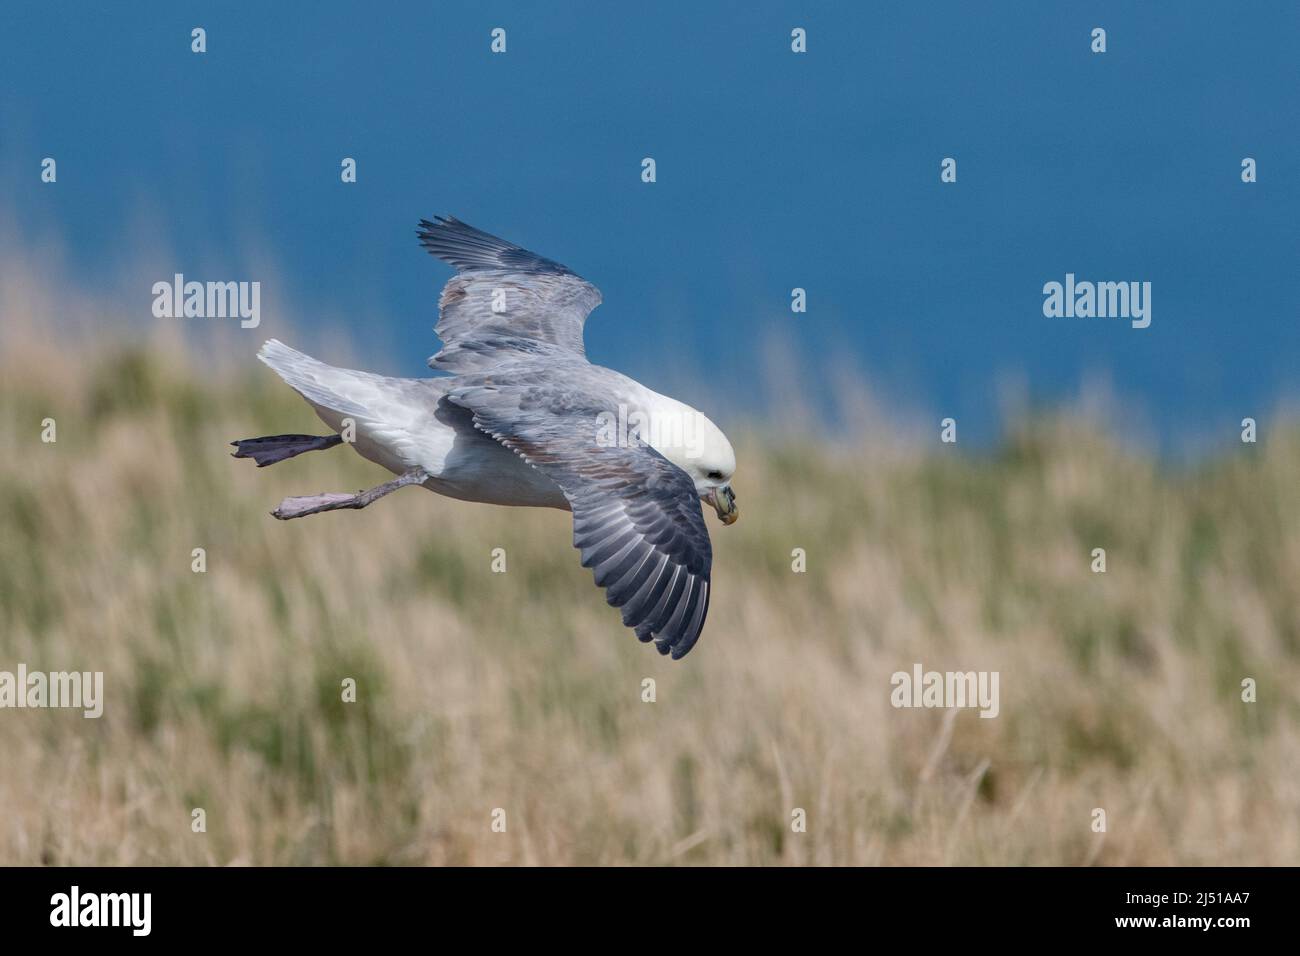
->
[232,217,738,658]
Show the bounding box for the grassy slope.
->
[1,340,1297,865]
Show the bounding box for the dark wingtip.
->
[415,216,575,276]
[416,215,459,238]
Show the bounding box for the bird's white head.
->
[643,400,739,526]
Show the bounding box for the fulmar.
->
[232,217,738,659]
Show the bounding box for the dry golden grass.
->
[1,322,1298,866]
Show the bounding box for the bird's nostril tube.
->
[712,485,738,523]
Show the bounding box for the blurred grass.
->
[1,333,1298,865]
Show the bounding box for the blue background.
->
[3,1,1297,448]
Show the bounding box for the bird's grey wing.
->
[417,217,603,374]
[448,377,713,659]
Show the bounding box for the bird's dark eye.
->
[707,470,723,480]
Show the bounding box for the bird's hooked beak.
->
[706,485,739,525]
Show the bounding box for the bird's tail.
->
[256,339,379,422]
[254,339,438,476]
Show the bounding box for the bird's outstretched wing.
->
[417,217,603,373]
[448,373,713,659]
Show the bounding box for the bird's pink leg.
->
[272,468,430,520]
